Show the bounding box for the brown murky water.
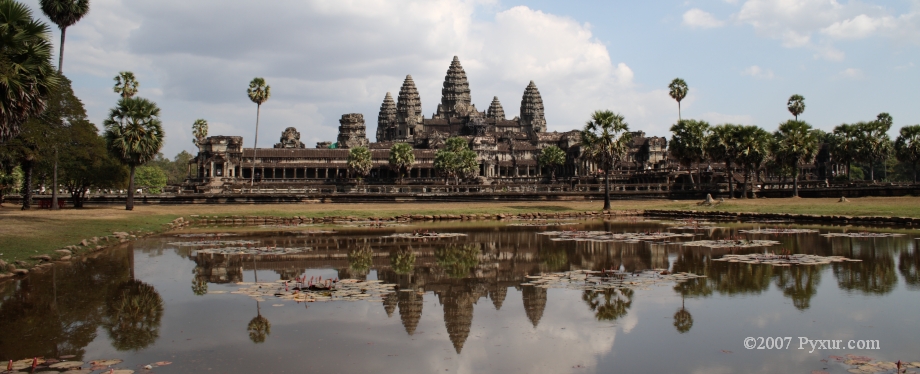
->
[1,219,919,373]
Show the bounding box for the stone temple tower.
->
[336,113,369,149]
[519,80,546,133]
[486,96,505,121]
[435,56,473,119]
[395,75,423,141]
[376,92,396,142]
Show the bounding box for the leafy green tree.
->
[39,0,89,73]
[774,265,821,311]
[736,125,772,198]
[0,0,59,143]
[247,77,270,185]
[434,137,477,185]
[857,118,892,182]
[247,302,270,343]
[538,145,565,181]
[787,94,805,120]
[0,165,21,205]
[191,118,207,145]
[103,97,165,210]
[346,146,372,182]
[581,110,631,210]
[58,119,126,207]
[894,125,920,182]
[112,71,138,99]
[134,165,166,193]
[388,142,414,184]
[831,123,861,180]
[772,120,819,197]
[347,246,374,276]
[706,124,741,198]
[435,244,480,279]
[668,78,688,122]
[669,119,710,188]
[582,288,632,322]
[389,248,416,275]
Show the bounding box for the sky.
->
[20,0,920,159]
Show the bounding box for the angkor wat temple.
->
[188,57,668,191]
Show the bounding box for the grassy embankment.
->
[2,196,919,268]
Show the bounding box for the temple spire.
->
[436,56,472,119]
[487,96,505,121]
[396,75,423,140]
[519,80,546,133]
[376,92,397,142]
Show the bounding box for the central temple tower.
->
[434,56,474,119]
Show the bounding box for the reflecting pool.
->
[2,219,919,373]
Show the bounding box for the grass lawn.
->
[2,196,919,268]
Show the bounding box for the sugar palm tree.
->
[346,146,372,183]
[247,77,270,185]
[113,71,138,99]
[787,94,805,120]
[858,119,892,182]
[895,125,920,183]
[772,120,819,197]
[581,110,631,211]
[668,78,688,122]
[191,118,207,145]
[706,124,741,198]
[673,297,693,334]
[831,123,861,180]
[388,142,414,184]
[0,0,59,143]
[39,0,89,73]
[669,119,710,189]
[103,97,164,210]
[736,125,772,198]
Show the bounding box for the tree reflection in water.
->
[389,247,416,275]
[436,244,480,279]
[673,296,693,334]
[832,239,897,295]
[247,301,271,344]
[347,246,374,278]
[582,288,632,322]
[899,247,920,290]
[103,279,164,351]
[774,265,821,310]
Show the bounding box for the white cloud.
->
[21,0,682,157]
[682,8,725,29]
[838,67,864,79]
[741,65,775,79]
[813,45,845,61]
[821,14,894,39]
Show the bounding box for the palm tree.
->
[538,145,566,182]
[113,71,138,99]
[346,146,372,183]
[673,297,693,334]
[247,302,270,344]
[772,120,819,197]
[0,0,59,143]
[787,94,805,120]
[247,77,270,185]
[706,124,741,198]
[39,0,89,73]
[103,97,164,210]
[191,118,207,145]
[831,123,861,180]
[895,125,920,183]
[858,118,892,182]
[388,142,414,184]
[669,119,710,189]
[581,110,631,211]
[736,125,772,198]
[668,78,688,122]
[103,279,164,351]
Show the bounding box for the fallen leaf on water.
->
[154,361,172,366]
[721,350,733,354]
[90,359,123,366]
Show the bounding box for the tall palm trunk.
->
[846,162,851,181]
[58,27,66,73]
[742,167,750,199]
[21,159,33,210]
[126,165,135,210]
[792,168,800,197]
[603,164,611,211]
[251,104,261,186]
[870,164,875,182]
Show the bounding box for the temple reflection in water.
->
[183,222,919,353]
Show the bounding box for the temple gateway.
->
[188,57,668,191]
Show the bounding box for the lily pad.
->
[738,228,819,234]
[89,359,123,366]
[682,239,780,248]
[49,361,83,369]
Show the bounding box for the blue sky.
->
[20,0,920,158]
